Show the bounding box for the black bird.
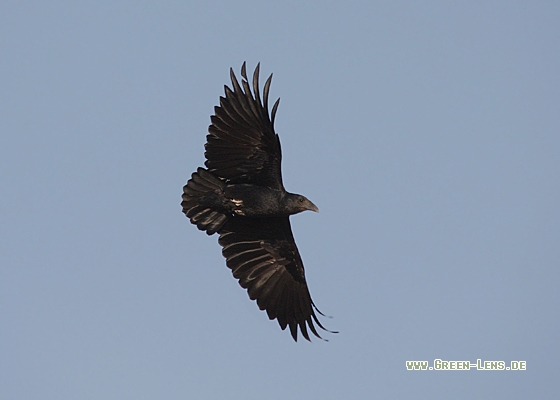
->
[181,63,333,341]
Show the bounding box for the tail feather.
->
[182,168,229,235]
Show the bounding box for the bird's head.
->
[285,193,319,215]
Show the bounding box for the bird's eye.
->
[299,198,304,202]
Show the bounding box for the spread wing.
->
[218,216,330,341]
[205,62,284,190]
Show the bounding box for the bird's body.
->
[212,184,318,217]
[181,63,333,341]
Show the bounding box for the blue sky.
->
[2,1,559,398]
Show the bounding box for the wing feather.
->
[264,274,286,321]
[205,62,284,189]
[218,216,330,341]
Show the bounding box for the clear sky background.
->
[2,1,559,399]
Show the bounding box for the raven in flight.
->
[182,63,333,341]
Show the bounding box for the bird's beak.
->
[307,200,319,213]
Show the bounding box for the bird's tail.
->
[182,167,229,235]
